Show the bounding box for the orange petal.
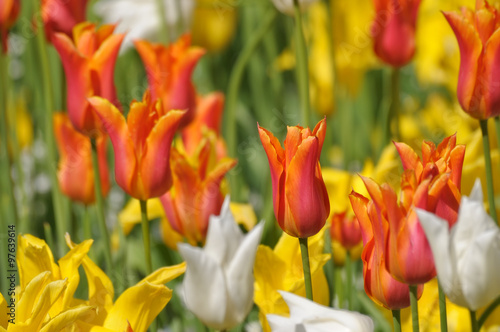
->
[483,26,500,118]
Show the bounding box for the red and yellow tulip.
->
[135,35,205,128]
[52,22,124,136]
[258,118,330,238]
[53,112,110,205]
[349,188,422,309]
[42,0,89,38]
[0,0,20,52]
[330,211,362,251]
[371,0,421,67]
[160,136,236,245]
[444,0,500,119]
[88,91,185,200]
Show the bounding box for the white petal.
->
[468,178,483,202]
[177,243,227,328]
[267,314,300,332]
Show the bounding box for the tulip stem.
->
[390,68,400,141]
[470,310,479,332]
[478,296,500,328]
[155,0,170,43]
[438,281,448,332]
[90,139,113,274]
[225,8,277,198]
[82,206,95,260]
[299,237,313,300]
[140,199,153,275]
[410,285,420,332]
[43,222,55,252]
[293,0,311,127]
[32,0,67,257]
[345,251,353,310]
[392,309,402,332]
[480,119,498,224]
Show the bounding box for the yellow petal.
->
[16,271,52,323]
[0,293,7,329]
[103,282,172,332]
[118,198,165,235]
[141,262,186,285]
[40,305,96,332]
[229,202,257,231]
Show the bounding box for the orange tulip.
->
[52,22,124,136]
[160,137,236,245]
[0,0,20,53]
[349,189,422,309]
[135,35,205,128]
[330,211,362,251]
[394,133,464,225]
[42,0,89,38]
[181,92,226,158]
[88,91,185,200]
[53,113,110,205]
[258,118,330,238]
[371,0,421,67]
[444,0,500,119]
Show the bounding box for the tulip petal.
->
[0,293,6,329]
[349,191,373,246]
[141,262,187,285]
[140,109,185,198]
[482,26,500,118]
[394,141,421,173]
[177,243,227,329]
[92,32,125,101]
[39,305,96,332]
[17,271,52,323]
[103,282,172,332]
[89,96,138,197]
[24,279,68,329]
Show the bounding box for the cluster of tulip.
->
[1,0,500,331]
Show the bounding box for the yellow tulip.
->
[254,228,331,332]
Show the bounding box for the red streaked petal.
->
[394,141,421,172]
[482,27,500,118]
[349,191,373,246]
[312,117,327,153]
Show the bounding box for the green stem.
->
[33,0,67,257]
[334,262,344,308]
[224,9,277,198]
[43,222,55,251]
[293,0,311,127]
[90,139,113,273]
[390,68,400,141]
[155,0,170,43]
[82,206,95,260]
[478,296,500,328]
[410,285,420,332]
[345,251,353,310]
[470,310,479,332]
[480,119,498,224]
[438,281,448,332]
[299,237,313,300]
[140,199,153,275]
[392,309,402,332]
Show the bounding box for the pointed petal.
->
[394,141,421,172]
[141,262,186,285]
[39,305,96,332]
[17,235,59,289]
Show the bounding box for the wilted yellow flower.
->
[254,228,330,332]
[191,0,237,53]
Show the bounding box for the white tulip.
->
[416,179,500,311]
[94,0,194,50]
[271,0,319,16]
[267,291,374,332]
[178,196,264,330]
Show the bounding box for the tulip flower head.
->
[349,185,423,309]
[444,0,500,119]
[371,0,421,67]
[417,179,500,311]
[258,118,330,238]
[135,35,205,128]
[52,22,125,136]
[42,0,89,38]
[267,291,374,332]
[330,211,363,251]
[54,113,110,205]
[160,135,236,245]
[0,0,20,52]
[178,197,264,330]
[88,91,185,200]
[271,0,319,16]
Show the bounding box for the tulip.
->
[88,91,185,200]
[349,188,422,309]
[258,118,330,238]
[444,0,500,119]
[53,113,110,205]
[178,197,264,330]
[0,0,20,52]
[267,291,374,332]
[160,135,236,245]
[52,22,124,136]
[135,35,205,128]
[330,211,362,251]
[371,0,421,67]
[42,0,89,38]
[417,179,500,311]
[271,0,319,16]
